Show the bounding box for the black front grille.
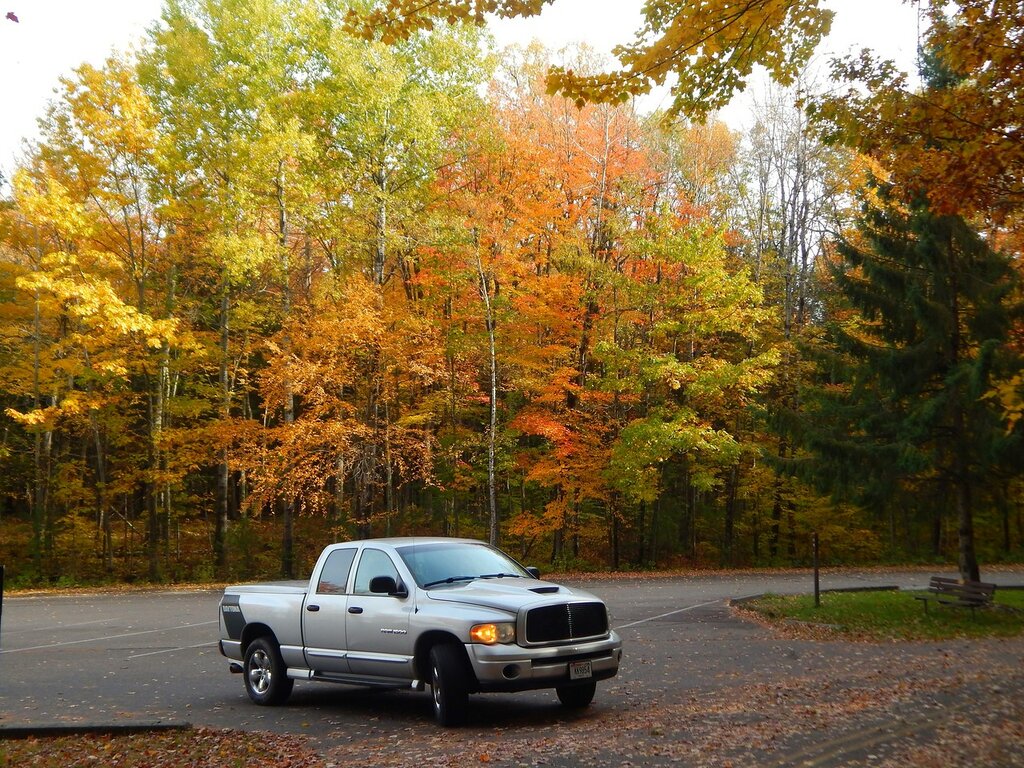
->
[525,602,608,644]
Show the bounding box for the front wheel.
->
[243,636,294,706]
[556,680,596,709]
[429,644,469,726]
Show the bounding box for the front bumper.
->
[466,631,622,692]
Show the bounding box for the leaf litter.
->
[3,606,1022,767]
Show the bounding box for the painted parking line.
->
[0,617,120,635]
[0,620,218,655]
[127,641,217,660]
[614,599,721,630]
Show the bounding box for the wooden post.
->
[813,532,820,608]
[0,564,5,648]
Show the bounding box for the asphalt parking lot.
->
[2,568,1023,767]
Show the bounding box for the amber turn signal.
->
[469,622,516,644]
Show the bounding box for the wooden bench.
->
[914,576,996,616]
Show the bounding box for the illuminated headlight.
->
[469,622,516,644]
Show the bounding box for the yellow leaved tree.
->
[347,0,832,120]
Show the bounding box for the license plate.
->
[569,660,592,680]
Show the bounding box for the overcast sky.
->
[0,0,921,179]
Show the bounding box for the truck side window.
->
[317,548,357,594]
[353,548,400,595]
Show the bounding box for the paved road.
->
[1,568,1022,765]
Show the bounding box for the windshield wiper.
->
[422,572,522,588]
[423,575,477,588]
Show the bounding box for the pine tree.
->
[803,179,1022,580]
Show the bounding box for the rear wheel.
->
[243,636,294,706]
[429,644,469,726]
[556,680,596,709]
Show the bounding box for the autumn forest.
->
[0,0,1021,586]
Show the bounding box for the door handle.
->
[348,606,364,614]
[306,604,320,612]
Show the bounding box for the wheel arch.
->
[414,630,475,687]
[240,622,277,655]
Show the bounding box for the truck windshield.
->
[396,542,530,588]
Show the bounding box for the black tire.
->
[243,636,294,706]
[429,644,469,726]
[556,680,596,709]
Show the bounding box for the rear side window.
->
[317,548,356,594]
[353,548,400,595]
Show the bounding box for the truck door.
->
[302,546,357,675]
[345,547,414,680]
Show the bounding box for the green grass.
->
[743,588,1024,641]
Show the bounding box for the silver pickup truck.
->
[218,537,622,725]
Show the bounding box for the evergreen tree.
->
[802,180,1022,580]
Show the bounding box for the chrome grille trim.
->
[523,602,608,645]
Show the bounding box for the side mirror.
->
[526,567,541,579]
[369,575,408,597]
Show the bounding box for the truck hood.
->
[425,578,600,612]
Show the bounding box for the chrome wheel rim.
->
[431,664,442,712]
[248,649,272,695]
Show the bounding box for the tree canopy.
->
[347,0,833,120]
[0,0,1021,585]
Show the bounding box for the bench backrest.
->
[927,576,996,602]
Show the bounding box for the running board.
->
[285,667,411,689]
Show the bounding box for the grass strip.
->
[739,588,1024,641]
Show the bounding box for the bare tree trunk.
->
[146,469,160,580]
[92,425,111,571]
[158,261,176,561]
[334,453,346,528]
[385,403,394,537]
[956,480,979,581]
[724,463,739,566]
[948,257,979,583]
[953,404,979,582]
[999,483,1011,553]
[31,286,47,578]
[278,162,296,579]
[1016,489,1023,553]
[475,237,499,546]
[145,352,160,581]
[636,500,647,567]
[215,283,230,576]
[372,109,390,286]
[752,508,761,562]
[769,441,786,562]
[609,494,621,571]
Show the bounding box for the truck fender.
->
[240,622,277,654]
[414,631,475,689]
